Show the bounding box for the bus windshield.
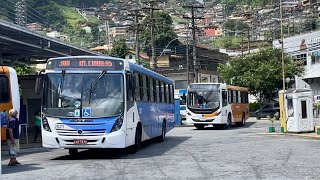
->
[43,73,124,118]
[187,90,220,111]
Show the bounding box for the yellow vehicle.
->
[0,66,20,140]
[186,83,249,129]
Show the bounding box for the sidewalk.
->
[258,132,320,139]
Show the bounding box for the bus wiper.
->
[57,70,66,97]
[89,70,107,104]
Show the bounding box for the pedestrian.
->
[6,109,20,166]
[33,111,41,143]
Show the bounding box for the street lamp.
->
[157,37,179,59]
[155,37,179,73]
[286,77,291,89]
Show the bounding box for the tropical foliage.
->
[218,48,304,102]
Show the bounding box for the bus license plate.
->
[74,139,87,144]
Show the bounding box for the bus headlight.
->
[42,116,51,132]
[111,116,123,132]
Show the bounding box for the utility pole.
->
[143,1,160,70]
[280,0,285,92]
[127,9,144,65]
[183,4,204,83]
[247,28,250,53]
[185,24,190,85]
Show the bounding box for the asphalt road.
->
[2,118,320,180]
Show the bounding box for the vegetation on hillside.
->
[140,11,179,52]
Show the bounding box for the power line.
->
[183,4,204,83]
[142,1,161,70]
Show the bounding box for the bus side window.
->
[134,73,140,101]
[139,74,144,101]
[126,73,134,102]
[153,78,157,102]
[158,80,162,103]
[0,76,10,102]
[143,75,148,102]
[163,82,167,103]
[228,90,232,104]
[149,77,154,102]
[222,90,228,107]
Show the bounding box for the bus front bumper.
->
[42,129,127,149]
[186,115,225,125]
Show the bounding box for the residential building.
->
[124,50,150,67]
[203,25,223,37]
[273,30,320,95]
[26,22,43,31]
[109,26,127,41]
[46,31,60,38]
[82,8,97,17]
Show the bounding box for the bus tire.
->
[240,113,246,127]
[68,149,78,156]
[194,124,205,130]
[128,125,142,154]
[226,114,232,129]
[157,121,166,143]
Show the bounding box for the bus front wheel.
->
[128,125,142,154]
[194,124,205,130]
[226,114,232,129]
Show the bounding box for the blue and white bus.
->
[38,56,175,155]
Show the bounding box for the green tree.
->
[139,11,179,52]
[109,39,128,58]
[213,36,242,49]
[218,48,304,102]
[225,19,249,36]
[14,65,37,76]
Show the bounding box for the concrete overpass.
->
[0,19,101,65]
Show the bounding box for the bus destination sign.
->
[47,58,123,70]
[189,84,220,91]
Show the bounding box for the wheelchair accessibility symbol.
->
[82,108,92,117]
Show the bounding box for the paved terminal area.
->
[2,118,320,180]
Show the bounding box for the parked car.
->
[255,102,280,120]
[314,95,320,103]
[180,105,186,120]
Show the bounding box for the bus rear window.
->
[0,76,10,102]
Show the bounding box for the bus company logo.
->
[70,119,93,122]
[77,129,83,134]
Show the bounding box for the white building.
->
[273,30,320,95]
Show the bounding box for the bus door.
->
[221,89,228,122]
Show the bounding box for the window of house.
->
[301,100,307,119]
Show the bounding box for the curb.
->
[258,132,320,139]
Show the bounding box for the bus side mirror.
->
[35,70,45,94]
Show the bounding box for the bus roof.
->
[227,85,249,92]
[129,62,173,84]
[47,56,173,84]
[188,83,249,92]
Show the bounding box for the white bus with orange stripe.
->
[186,83,249,129]
[0,66,20,140]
